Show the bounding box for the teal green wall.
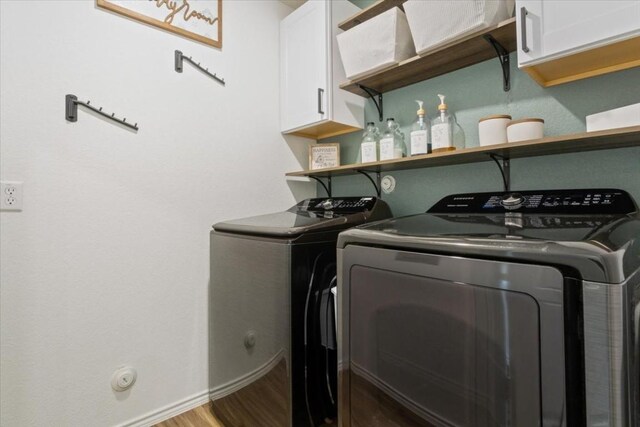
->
[322,5,640,215]
[349,0,378,8]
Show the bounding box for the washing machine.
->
[337,188,640,427]
[209,196,391,427]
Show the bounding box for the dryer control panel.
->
[428,189,637,214]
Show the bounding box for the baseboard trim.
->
[118,349,287,427]
[209,349,286,401]
[118,389,211,427]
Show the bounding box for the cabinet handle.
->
[318,88,325,115]
[520,7,530,53]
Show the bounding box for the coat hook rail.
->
[65,95,139,131]
[175,50,225,86]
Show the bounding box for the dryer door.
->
[338,245,573,427]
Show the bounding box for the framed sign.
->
[97,0,222,48]
[309,144,340,170]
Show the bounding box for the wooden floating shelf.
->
[338,0,406,31]
[340,17,517,97]
[286,126,640,178]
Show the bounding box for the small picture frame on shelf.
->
[309,144,340,170]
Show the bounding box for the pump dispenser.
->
[410,100,430,155]
[431,94,455,152]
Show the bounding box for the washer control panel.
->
[428,189,636,214]
[293,197,378,214]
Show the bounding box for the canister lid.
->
[507,118,545,126]
[479,114,512,123]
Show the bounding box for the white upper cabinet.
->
[516,0,640,86]
[280,1,328,132]
[280,0,365,139]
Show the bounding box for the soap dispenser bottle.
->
[359,122,379,163]
[380,118,405,161]
[410,100,430,156]
[431,94,455,152]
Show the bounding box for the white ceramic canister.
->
[507,118,545,142]
[478,114,512,146]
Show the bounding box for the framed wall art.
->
[97,0,222,48]
[309,144,340,170]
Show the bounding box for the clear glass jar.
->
[379,118,405,160]
[359,122,380,163]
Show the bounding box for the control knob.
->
[501,193,526,210]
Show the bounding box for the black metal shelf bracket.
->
[356,170,382,198]
[309,176,332,197]
[65,94,139,131]
[175,50,225,86]
[357,85,384,122]
[488,153,510,192]
[483,35,510,92]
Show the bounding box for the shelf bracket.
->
[309,176,332,197]
[356,170,382,198]
[357,85,383,122]
[488,153,510,192]
[483,35,510,92]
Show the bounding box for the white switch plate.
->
[1,181,23,211]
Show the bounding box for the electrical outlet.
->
[1,181,23,211]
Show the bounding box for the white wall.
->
[0,1,313,425]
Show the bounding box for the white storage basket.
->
[337,7,416,80]
[404,0,514,56]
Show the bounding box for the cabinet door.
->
[517,0,640,66]
[280,1,328,133]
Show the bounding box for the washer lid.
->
[213,197,391,238]
[338,212,640,283]
[213,210,355,237]
[353,211,636,242]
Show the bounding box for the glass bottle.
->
[379,118,405,161]
[431,94,455,153]
[359,122,379,163]
[410,100,430,155]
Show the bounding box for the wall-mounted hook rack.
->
[488,153,510,192]
[175,50,225,86]
[309,176,332,197]
[356,169,381,198]
[65,94,139,131]
[357,85,383,122]
[483,35,511,91]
